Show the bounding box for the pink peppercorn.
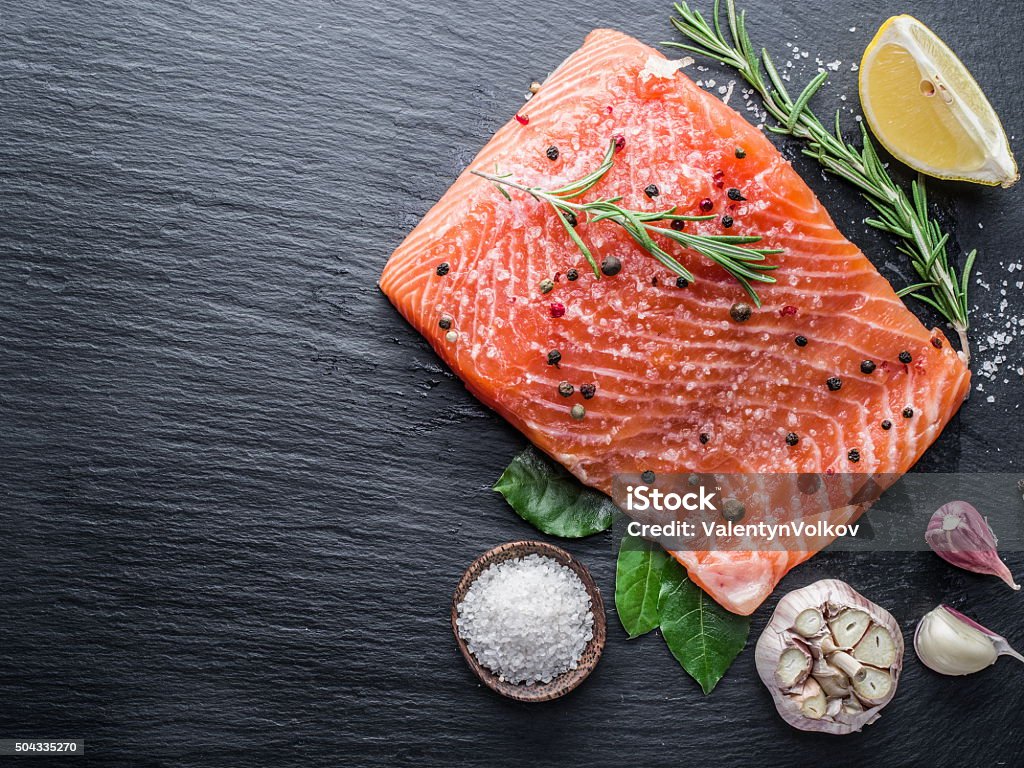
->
[780,305,798,317]
[515,114,530,125]
[550,303,566,318]
[613,134,626,151]
[699,198,714,212]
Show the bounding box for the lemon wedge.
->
[859,15,1018,187]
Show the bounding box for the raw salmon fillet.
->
[379,29,970,614]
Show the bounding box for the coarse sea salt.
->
[456,554,594,685]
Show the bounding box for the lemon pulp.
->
[859,15,1018,187]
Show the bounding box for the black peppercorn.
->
[735,147,746,159]
[676,276,689,288]
[580,383,597,399]
[899,350,912,364]
[730,302,752,323]
[438,315,453,330]
[727,188,745,201]
[848,449,861,463]
[931,337,943,349]
[546,350,561,367]
[699,432,710,444]
[795,335,808,347]
[881,419,892,430]
[722,498,745,522]
[902,407,914,418]
[601,256,622,276]
[644,184,659,198]
[436,262,450,276]
[558,381,574,397]
[641,470,656,483]
[786,432,799,446]
[564,211,578,227]
[826,377,843,391]
[798,473,821,495]
[567,268,579,281]
[671,219,686,231]
[721,215,734,228]
[860,360,877,374]
[545,145,559,161]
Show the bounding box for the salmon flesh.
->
[379,29,970,615]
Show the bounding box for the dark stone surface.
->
[1,1,1022,766]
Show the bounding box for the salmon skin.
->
[380,29,970,615]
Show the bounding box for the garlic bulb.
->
[914,605,1024,676]
[755,579,903,734]
[925,501,1020,590]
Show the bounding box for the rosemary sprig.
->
[666,0,975,361]
[472,139,780,306]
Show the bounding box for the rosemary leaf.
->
[472,139,778,304]
[667,0,976,360]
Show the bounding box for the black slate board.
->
[1,1,1022,766]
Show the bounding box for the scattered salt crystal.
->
[826,60,842,71]
[722,79,735,105]
[641,55,685,81]
[849,26,857,32]
[456,554,594,685]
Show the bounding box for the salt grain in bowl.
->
[455,554,595,685]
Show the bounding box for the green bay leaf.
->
[658,557,750,694]
[492,446,616,538]
[615,535,669,638]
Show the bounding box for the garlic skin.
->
[914,605,1024,676]
[755,579,903,735]
[925,501,1020,590]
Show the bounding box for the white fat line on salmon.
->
[700,520,861,541]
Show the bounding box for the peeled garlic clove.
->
[817,634,848,656]
[791,677,827,719]
[811,658,851,698]
[853,665,894,704]
[914,604,1024,676]
[854,624,899,668]
[829,608,871,647]
[755,579,903,734]
[925,501,1020,590]
[776,644,812,689]
[793,607,825,637]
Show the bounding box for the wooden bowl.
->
[451,540,606,702]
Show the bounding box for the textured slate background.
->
[1,0,1022,766]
